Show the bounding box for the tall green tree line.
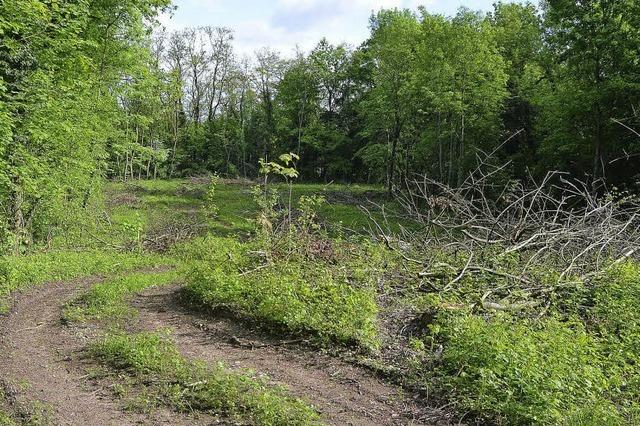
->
[156,1,640,193]
[0,0,170,253]
[2,0,640,251]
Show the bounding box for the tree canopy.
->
[2,0,640,251]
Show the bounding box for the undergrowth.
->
[183,235,380,350]
[0,251,173,312]
[400,254,640,424]
[91,332,321,425]
[63,269,180,323]
[10,178,640,424]
[431,313,617,424]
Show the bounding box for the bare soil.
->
[128,285,440,425]
[0,277,445,425]
[0,278,211,425]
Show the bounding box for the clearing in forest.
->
[0,179,441,425]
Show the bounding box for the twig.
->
[442,253,473,292]
[238,264,270,276]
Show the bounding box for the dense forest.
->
[3,0,640,250]
[2,1,640,425]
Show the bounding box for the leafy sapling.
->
[204,173,220,219]
[257,153,300,229]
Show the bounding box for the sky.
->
[158,0,518,57]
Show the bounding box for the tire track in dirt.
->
[129,284,441,426]
[0,276,443,425]
[0,277,210,426]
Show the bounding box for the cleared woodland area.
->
[2,0,640,424]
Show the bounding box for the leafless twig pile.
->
[371,153,640,292]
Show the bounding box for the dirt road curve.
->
[0,278,438,425]
[130,285,435,425]
[0,277,135,425]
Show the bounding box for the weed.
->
[91,332,321,425]
[64,269,180,323]
[427,312,618,424]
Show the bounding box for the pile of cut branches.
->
[366,157,640,315]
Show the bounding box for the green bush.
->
[431,312,620,424]
[592,263,640,408]
[92,332,320,425]
[183,237,380,350]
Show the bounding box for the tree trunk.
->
[457,113,466,187]
[448,122,455,186]
[170,101,179,177]
[388,113,401,196]
[10,187,24,255]
[437,112,443,182]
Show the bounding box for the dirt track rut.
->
[0,277,437,425]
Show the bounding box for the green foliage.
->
[0,388,15,426]
[396,246,640,424]
[430,313,619,424]
[64,269,180,323]
[91,332,321,425]
[297,194,326,234]
[204,174,221,218]
[0,410,15,426]
[0,0,171,253]
[537,0,640,181]
[259,153,300,180]
[592,263,640,406]
[251,184,279,238]
[184,236,380,349]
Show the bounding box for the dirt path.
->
[129,285,438,425]
[0,278,209,426]
[0,277,131,425]
[0,277,440,425]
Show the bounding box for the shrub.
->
[592,263,640,408]
[187,263,379,350]
[430,312,619,424]
[183,237,380,350]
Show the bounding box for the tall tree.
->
[539,0,640,182]
[0,0,170,252]
[362,9,421,194]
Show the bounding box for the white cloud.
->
[158,0,492,58]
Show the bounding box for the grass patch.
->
[91,332,321,425]
[0,251,174,312]
[0,411,15,425]
[0,388,16,426]
[64,269,180,323]
[183,236,380,350]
